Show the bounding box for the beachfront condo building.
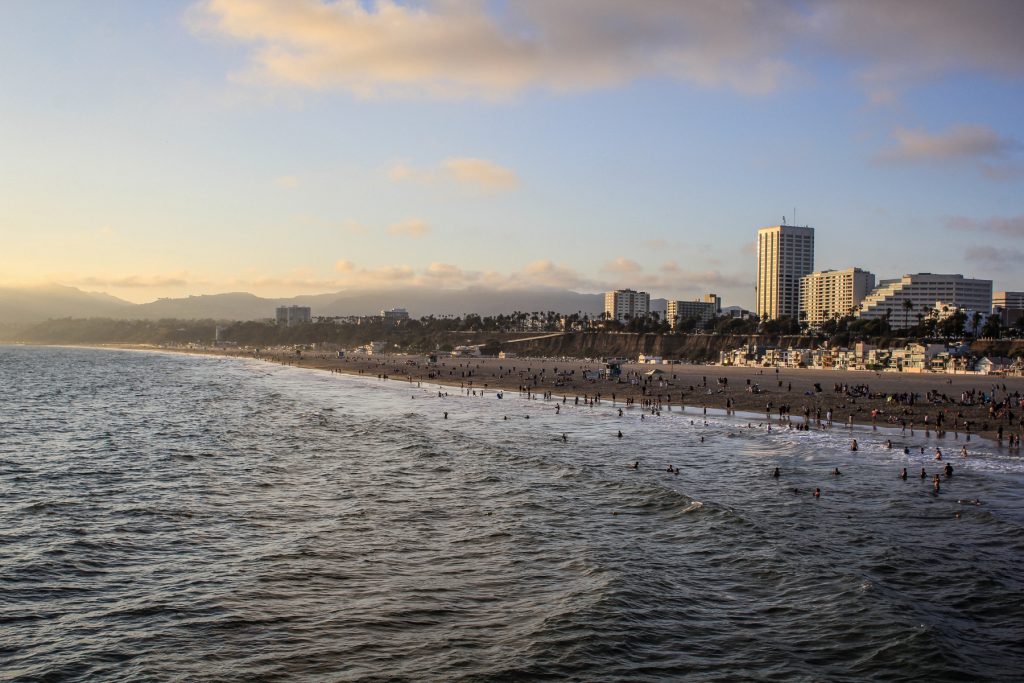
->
[756,225,815,320]
[993,291,1024,310]
[855,274,993,329]
[667,294,722,328]
[604,289,650,322]
[275,305,312,326]
[799,268,876,327]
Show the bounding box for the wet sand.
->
[195,347,1024,446]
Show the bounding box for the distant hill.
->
[0,285,134,323]
[0,285,605,323]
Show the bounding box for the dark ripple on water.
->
[2,346,1024,681]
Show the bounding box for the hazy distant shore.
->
[54,343,1024,447]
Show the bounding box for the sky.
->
[1,0,1022,308]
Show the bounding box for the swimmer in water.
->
[934,448,942,461]
[813,488,821,498]
[444,412,448,419]
[900,467,907,480]
[960,446,968,458]
[700,436,705,443]
[920,467,927,479]
[904,447,910,455]
[772,467,780,478]
[617,430,623,438]
[631,461,639,470]
[832,467,841,476]
[850,439,858,451]
[886,439,892,449]
[562,433,568,442]
[944,463,953,477]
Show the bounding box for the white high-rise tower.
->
[756,224,814,321]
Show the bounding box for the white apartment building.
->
[604,289,650,322]
[275,305,312,326]
[799,268,876,327]
[667,294,721,328]
[856,274,993,329]
[756,225,814,320]
[993,291,1024,310]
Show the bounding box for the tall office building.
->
[604,289,650,322]
[756,225,815,320]
[799,268,876,327]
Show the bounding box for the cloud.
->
[76,274,191,288]
[947,214,1024,237]
[875,125,1019,164]
[275,175,300,188]
[388,218,430,237]
[602,257,643,274]
[441,158,518,190]
[191,1,1024,104]
[808,0,1024,99]
[389,157,518,190]
[189,0,801,98]
[965,245,1024,268]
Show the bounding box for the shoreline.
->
[19,342,1023,448]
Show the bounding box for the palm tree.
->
[971,311,983,338]
[902,299,914,330]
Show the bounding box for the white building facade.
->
[856,274,993,329]
[799,267,876,327]
[756,225,815,320]
[276,305,312,326]
[667,294,721,328]
[604,289,651,322]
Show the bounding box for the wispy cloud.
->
[965,245,1024,268]
[189,0,800,98]
[387,218,430,238]
[947,214,1024,237]
[76,274,191,288]
[602,257,643,274]
[191,1,1024,103]
[389,157,519,190]
[875,125,1019,164]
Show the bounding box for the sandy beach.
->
[182,346,1024,446]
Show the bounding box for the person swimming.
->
[904,447,910,454]
[772,467,780,478]
[886,439,892,449]
[920,467,927,479]
[850,439,858,451]
[617,430,623,438]
[960,446,968,458]
[944,463,953,477]
[444,412,448,419]
[631,461,639,469]
[562,432,568,442]
[900,467,908,480]
[934,448,942,461]
[813,487,821,498]
[832,467,841,476]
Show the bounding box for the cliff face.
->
[494,332,815,361]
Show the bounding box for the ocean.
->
[2,345,1023,681]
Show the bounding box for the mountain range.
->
[0,284,641,323]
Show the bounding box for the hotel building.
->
[756,225,815,320]
[604,289,650,322]
[667,294,722,328]
[799,268,876,327]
